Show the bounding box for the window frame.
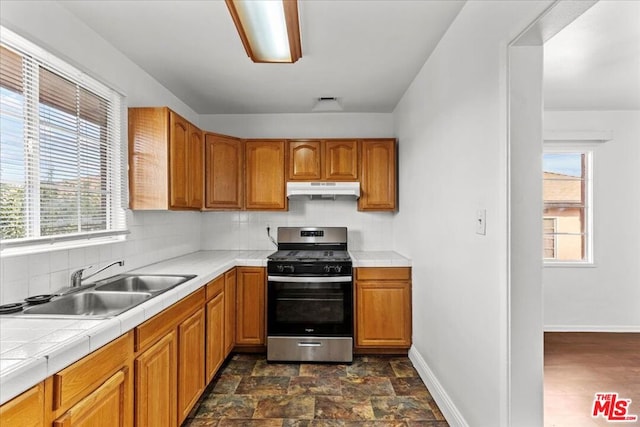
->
[542,144,594,266]
[0,27,127,253]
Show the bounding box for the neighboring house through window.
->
[0,27,126,250]
[543,149,593,263]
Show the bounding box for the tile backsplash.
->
[200,199,395,251]
[0,210,202,305]
[1,200,394,305]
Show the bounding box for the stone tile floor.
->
[183,354,449,427]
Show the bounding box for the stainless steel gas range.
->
[267,227,353,363]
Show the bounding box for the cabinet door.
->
[236,267,265,345]
[188,124,204,209]
[206,292,225,383]
[0,382,44,427]
[177,309,205,424]
[288,140,321,181]
[245,140,287,210]
[358,139,397,211]
[135,331,177,427]
[355,281,411,348]
[128,107,169,210]
[324,139,358,180]
[53,368,129,427]
[205,134,243,209]
[224,268,237,355]
[169,111,190,209]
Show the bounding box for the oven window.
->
[275,285,344,324]
[268,281,353,336]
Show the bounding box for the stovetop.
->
[268,250,351,263]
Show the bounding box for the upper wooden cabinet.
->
[358,139,397,211]
[245,140,287,210]
[288,140,321,180]
[129,107,203,210]
[287,139,358,181]
[324,139,359,180]
[204,133,243,210]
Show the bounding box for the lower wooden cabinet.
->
[53,368,129,427]
[205,276,226,383]
[235,267,266,346]
[177,308,206,424]
[224,268,237,356]
[0,266,266,427]
[0,382,45,427]
[135,331,177,427]
[355,267,412,351]
[50,332,133,427]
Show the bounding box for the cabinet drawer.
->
[355,267,411,281]
[205,275,224,301]
[135,288,205,353]
[52,332,132,412]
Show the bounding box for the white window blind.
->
[0,28,126,249]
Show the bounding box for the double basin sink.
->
[20,274,196,319]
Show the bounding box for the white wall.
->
[543,111,640,331]
[0,1,202,304]
[393,1,550,426]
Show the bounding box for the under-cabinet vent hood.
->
[286,182,360,200]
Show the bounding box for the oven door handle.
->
[267,275,352,283]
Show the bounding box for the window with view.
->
[543,150,592,263]
[0,28,126,249]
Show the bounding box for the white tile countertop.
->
[0,249,410,404]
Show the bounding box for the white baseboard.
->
[544,325,640,333]
[408,346,469,427]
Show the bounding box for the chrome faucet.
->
[70,260,124,288]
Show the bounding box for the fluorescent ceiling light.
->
[312,97,343,112]
[226,0,302,63]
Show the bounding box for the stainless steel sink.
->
[21,291,152,318]
[93,274,196,294]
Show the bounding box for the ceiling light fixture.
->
[312,97,343,112]
[225,0,302,63]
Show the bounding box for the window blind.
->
[0,28,126,249]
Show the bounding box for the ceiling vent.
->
[312,97,343,112]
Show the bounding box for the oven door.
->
[267,276,353,337]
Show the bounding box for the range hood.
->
[286,182,360,200]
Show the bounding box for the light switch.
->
[476,209,486,235]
